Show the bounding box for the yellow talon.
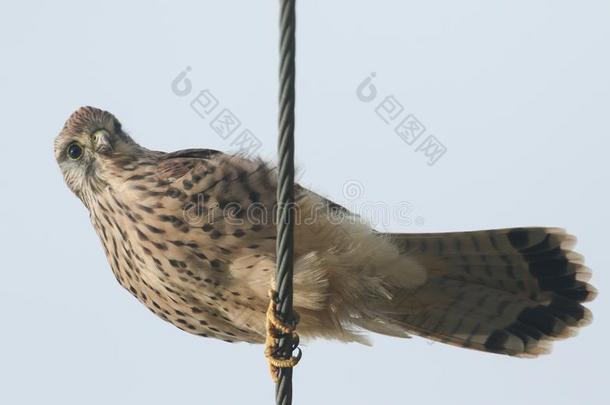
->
[265,289,301,382]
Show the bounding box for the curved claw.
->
[264,289,302,382]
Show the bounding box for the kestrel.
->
[55,106,596,357]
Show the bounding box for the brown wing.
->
[154,148,222,180]
[146,150,281,339]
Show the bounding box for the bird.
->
[55,106,596,358]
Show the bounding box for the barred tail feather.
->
[380,227,596,356]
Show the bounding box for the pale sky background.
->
[0,1,608,404]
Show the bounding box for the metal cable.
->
[274,0,297,404]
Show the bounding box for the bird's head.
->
[54,106,140,201]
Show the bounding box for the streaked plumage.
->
[54,106,596,356]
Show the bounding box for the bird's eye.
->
[67,142,83,160]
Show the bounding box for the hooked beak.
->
[93,129,113,154]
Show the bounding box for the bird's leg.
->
[264,290,302,382]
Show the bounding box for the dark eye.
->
[67,142,83,160]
